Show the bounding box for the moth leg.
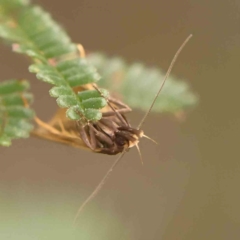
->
[77,122,96,150]
[89,124,113,147]
[97,118,118,136]
[93,83,132,114]
[108,97,132,113]
[78,123,113,151]
[102,108,131,117]
[92,83,128,126]
[102,97,132,117]
[101,103,131,118]
[101,98,131,116]
[91,83,132,114]
[89,125,97,149]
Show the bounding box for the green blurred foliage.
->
[0,186,133,240]
[0,79,34,146]
[88,53,198,113]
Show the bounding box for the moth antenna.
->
[135,143,143,165]
[74,151,126,224]
[143,134,158,145]
[137,34,193,129]
[77,44,86,58]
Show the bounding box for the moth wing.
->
[32,107,89,151]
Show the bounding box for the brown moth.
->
[29,35,192,223]
[32,84,143,155]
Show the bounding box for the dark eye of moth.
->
[115,135,127,147]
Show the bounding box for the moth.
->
[29,35,192,223]
[32,84,143,156]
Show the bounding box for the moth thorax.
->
[116,126,144,149]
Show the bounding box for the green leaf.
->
[82,98,107,110]
[0,79,34,146]
[0,0,108,121]
[85,109,102,121]
[88,53,198,113]
[78,89,109,100]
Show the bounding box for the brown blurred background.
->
[1,0,240,239]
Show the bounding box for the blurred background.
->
[1,0,240,239]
